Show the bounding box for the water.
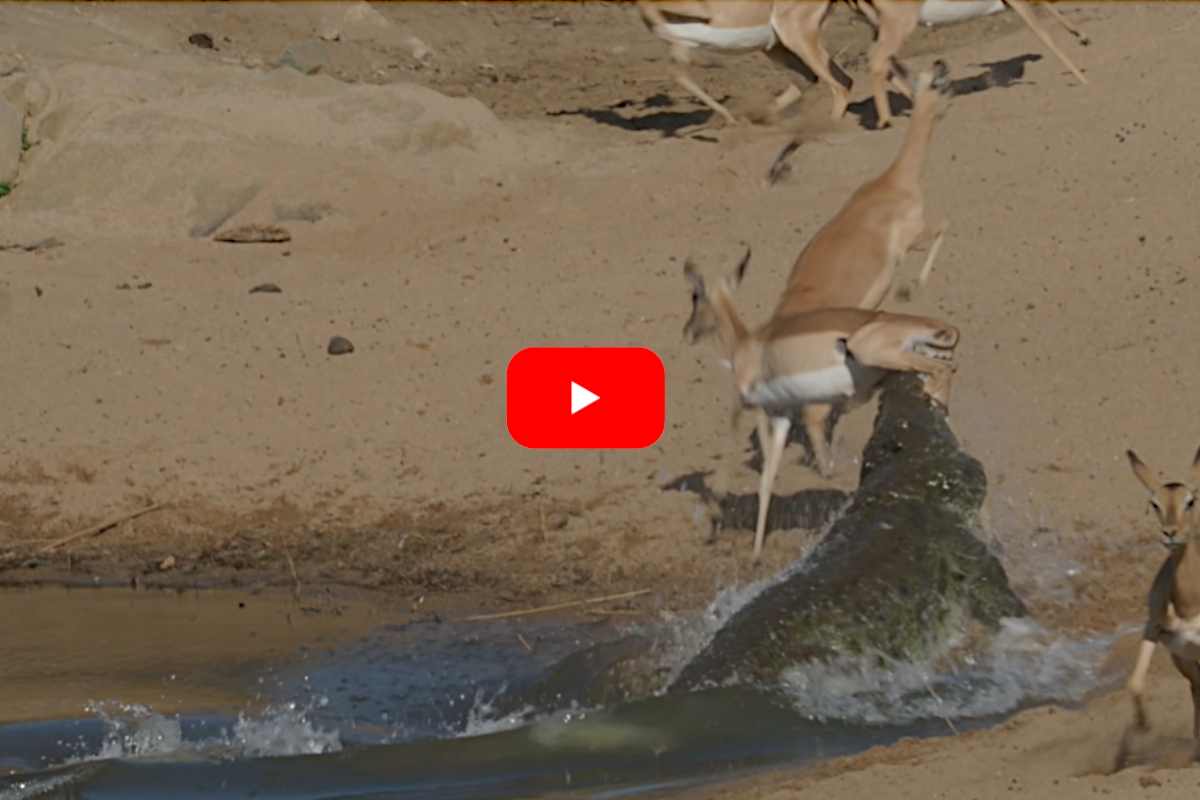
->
[0,584,1120,800]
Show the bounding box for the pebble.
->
[250,283,282,294]
[328,336,354,355]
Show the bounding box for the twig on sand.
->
[925,682,959,734]
[37,504,165,554]
[462,589,651,622]
[282,543,302,600]
[517,633,533,653]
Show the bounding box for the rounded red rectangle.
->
[507,347,665,449]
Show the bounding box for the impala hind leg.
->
[802,403,834,478]
[754,414,792,564]
[1042,1,1090,45]
[865,1,920,128]
[1004,0,1088,85]
[768,2,853,120]
[1170,653,1200,759]
[669,44,740,125]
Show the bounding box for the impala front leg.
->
[915,217,949,289]
[1127,638,1157,731]
[754,413,792,564]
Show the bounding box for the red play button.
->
[507,347,665,449]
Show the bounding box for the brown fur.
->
[684,252,958,563]
[1125,447,1200,760]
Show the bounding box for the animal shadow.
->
[848,53,1043,130]
[549,93,713,136]
[662,471,852,541]
[744,404,848,475]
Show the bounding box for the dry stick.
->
[925,682,959,735]
[37,504,165,554]
[281,543,302,600]
[462,589,651,622]
[516,633,533,653]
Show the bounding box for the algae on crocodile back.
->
[669,374,1028,692]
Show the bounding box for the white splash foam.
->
[227,701,341,757]
[780,617,1116,725]
[460,686,540,738]
[72,699,341,762]
[86,701,183,759]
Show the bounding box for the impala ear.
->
[732,247,751,289]
[1127,449,1160,493]
[683,260,706,296]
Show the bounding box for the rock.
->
[187,33,215,49]
[669,373,1028,692]
[277,39,332,76]
[328,336,354,355]
[0,95,24,185]
[249,283,282,294]
[158,555,176,571]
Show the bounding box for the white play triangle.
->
[570,381,600,415]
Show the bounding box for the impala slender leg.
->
[802,403,834,478]
[915,217,949,289]
[1041,1,1090,45]
[1004,0,1088,85]
[768,5,852,120]
[669,44,740,125]
[1127,639,1156,730]
[754,414,791,564]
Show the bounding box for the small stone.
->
[214,223,291,243]
[328,336,354,355]
[188,32,215,49]
[277,39,332,76]
[22,557,41,569]
[158,555,176,571]
[1139,775,1161,788]
[250,283,283,294]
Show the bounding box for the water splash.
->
[225,700,342,757]
[460,686,539,738]
[779,617,1116,725]
[73,699,341,762]
[88,702,183,759]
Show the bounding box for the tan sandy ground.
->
[0,0,1198,794]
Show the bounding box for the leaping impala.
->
[684,250,958,563]
[845,0,1089,129]
[635,0,854,125]
[1125,447,1200,761]
[637,0,1087,131]
[687,62,954,479]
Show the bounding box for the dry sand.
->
[0,0,1198,794]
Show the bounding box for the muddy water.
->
[0,586,394,723]
[0,585,1116,800]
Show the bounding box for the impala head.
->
[1127,446,1200,547]
[682,248,751,345]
